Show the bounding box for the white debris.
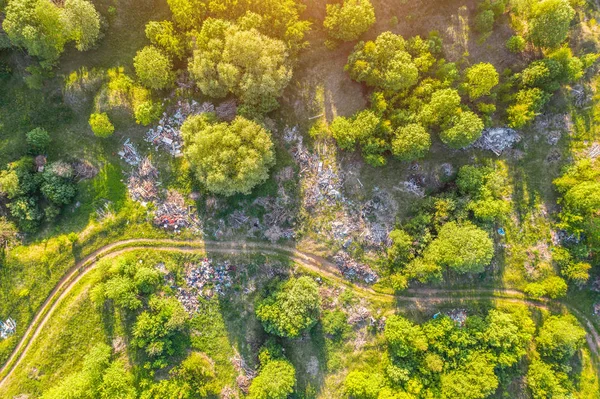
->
[473,128,521,156]
[0,318,16,340]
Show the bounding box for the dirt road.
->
[1,238,599,387]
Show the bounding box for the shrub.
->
[89,113,115,137]
[391,123,431,161]
[26,127,51,153]
[506,35,526,53]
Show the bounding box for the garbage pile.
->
[473,128,521,155]
[175,259,234,314]
[145,100,214,157]
[0,318,16,340]
[118,138,142,166]
[285,125,343,208]
[127,157,160,203]
[333,251,379,284]
[447,309,468,327]
[154,190,202,233]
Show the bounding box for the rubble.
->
[118,138,142,166]
[0,317,16,340]
[145,100,214,157]
[473,128,521,155]
[594,303,600,317]
[127,157,160,203]
[571,85,591,108]
[333,251,379,284]
[154,190,202,233]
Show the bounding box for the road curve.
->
[0,238,599,387]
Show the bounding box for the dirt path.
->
[1,238,599,387]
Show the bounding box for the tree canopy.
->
[188,18,293,113]
[182,114,275,196]
[324,0,375,42]
[256,276,321,338]
[424,221,494,274]
[248,359,296,399]
[528,0,575,48]
[134,46,175,90]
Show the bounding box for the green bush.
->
[89,113,115,137]
[324,0,375,42]
[26,127,51,153]
[506,35,526,53]
[133,46,175,90]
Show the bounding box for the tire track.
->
[1,238,598,387]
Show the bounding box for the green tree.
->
[506,35,526,53]
[322,310,349,340]
[248,359,296,399]
[188,18,292,113]
[463,63,499,100]
[8,196,44,232]
[40,166,77,205]
[145,21,185,59]
[256,276,321,338]
[526,360,570,399]
[174,352,217,396]
[387,229,414,267]
[484,306,535,367]
[3,0,67,63]
[323,0,375,42]
[528,0,575,48]
[419,88,461,127]
[391,124,431,161]
[99,360,137,399]
[182,114,275,196]
[134,100,163,126]
[134,46,175,90]
[535,315,586,362]
[26,127,51,153]
[424,221,494,274]
[89,113,115,137]
[344,371,385,399]
[132,296,188,367]
[440,111,484,149]
[346,32,419,91]
[440,352,499,399]
[385,315,428,358]
[474,10,495,34]
[507,88,550,128]
[63,0,101,51]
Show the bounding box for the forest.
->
[0,0,599,398]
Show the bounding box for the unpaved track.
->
[1,238,599,387]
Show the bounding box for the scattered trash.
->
[333,251,378,284]
[447,309,467,327]
[172,259,234,314]
[127,157,160,203]
[34,155,47,173]
[145,100,214,157]
[497,227,506,236]
[473,128,521,156]
[118,138,142,166]
[0,318,16,340]
[594,303,600,317]
[154,190,202,233]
